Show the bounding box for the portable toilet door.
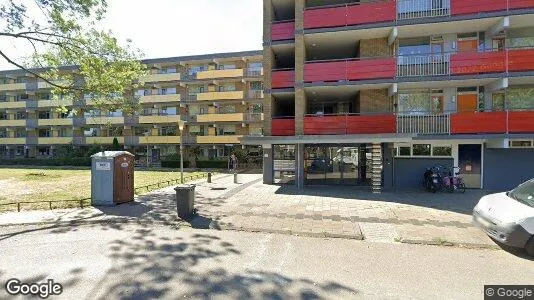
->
[113,153,134,204]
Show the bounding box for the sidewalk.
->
[0,173,248,227]
[0,173,499,249]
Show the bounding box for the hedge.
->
[0,157,91,166]
[161,159,227,169]
[196,160,227,169]
[161,160,190,168]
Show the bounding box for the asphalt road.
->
[0,223,532,299]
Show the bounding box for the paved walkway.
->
[0,172,497,248]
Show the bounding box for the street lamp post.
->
[179,122,184,183]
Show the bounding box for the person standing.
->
[228,153,238,173]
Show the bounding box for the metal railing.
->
[244,113,263,122]
[396,54,451,77]
[246,68,263,77]
[247,90,264,99]
[397,0,450,20]
[397,113,450,134]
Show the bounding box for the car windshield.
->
[509,180,534,208]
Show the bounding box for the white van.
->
[473,179,534,256]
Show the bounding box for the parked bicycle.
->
[442,166,466,193]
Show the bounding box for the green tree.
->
[0,0,147,114]
[111,137,121,151]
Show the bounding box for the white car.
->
[473,179,534,256]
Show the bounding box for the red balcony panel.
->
[271,22,295,41]
[508,49,534,72]
[509,111,534,133]
[304,6,346,29]
[346,58,396,80]
[509,0,534,9]
[304,61,347,83]
[272,70,295,89]
[346,1,395,26]
[451,112,507,134]
[304,116,348,135]
[346,114,396,134]
[450,51,506,75]
[451,0,507,15]
[272,118,295,136]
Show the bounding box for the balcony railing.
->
[305,57,396,83]
[451,110,534,134]
[397,54,451,77]
[304,1,396,29]
[304,113,396,135]
[247,90,264,99]
[271,117,295,136]
[244,113,264,122]
[271,69,295,89]
[271,21,295,41]
[397,113,450,134]
[397,0,450,20]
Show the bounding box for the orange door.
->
[457,94,478,113]
[458,40,478,53]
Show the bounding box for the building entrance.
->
[304,144,372,185]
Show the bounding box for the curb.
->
[0,217,185,229]
[399,238,501,250]
[215,222,364,240]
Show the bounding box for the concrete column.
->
[295,0,305,135]
[296,143,305,188]
[263,145,273,184]
[371,143,383,194]
[263,47,274,136]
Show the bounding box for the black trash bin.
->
[175,184,195,219]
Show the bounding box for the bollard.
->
[207,172,212,183]
[233,172,237,184]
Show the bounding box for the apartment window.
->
[38,129,51,137]
[249,62,263,69]
[17,94,29,101]
[250,82,263,91]
[249,127,263,136]
[134,127,151,136]
[432,146,452,156]
[163,107,177,115]
[507,28,534,49]
[398,91,441,114]
[199,107,209,115]
[218,84,236,92]
[218,64,236,70]
[218,105,236,114]
[14,129,26,138]
[83,127,99,137]
[38,147,50,156]
[160,67,177,74]
[249,103,263,114]
[189,125,203,136]
[160,126,177,136]
[38,111,50,119]
[142,89,151,96]
[188,106,200,116]
[109,110,122,117]
[37,93,51,100]
[457,32,478,53]
[15,112,26,120]
[507,87,534,110]
[0,112,7,120]
[188,65,206,75]
[412,144,431,156]
[0,130,7,138]
[15,77,26,83]
[492,93,505,111]
[0,94,6,102]
[218,125,236,136]
[188,85,205,95]
[59,128,70,137]
[510,140,533,148]
[15,146,25,156]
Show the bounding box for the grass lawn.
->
[0,167,204,211]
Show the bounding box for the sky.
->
[0,0,263,71]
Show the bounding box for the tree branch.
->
[0,50,78,91]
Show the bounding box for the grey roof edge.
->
[0,50,263,75]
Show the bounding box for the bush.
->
[196,160,227,169]
[0,157,91,167]
[161,160,190,168]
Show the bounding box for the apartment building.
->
[247,0,534,191]
[0,51,264,164]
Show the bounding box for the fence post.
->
[49,202,52,210]
[17,203,21,212]
[80,200,83,208]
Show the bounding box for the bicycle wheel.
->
[458,182,466,193]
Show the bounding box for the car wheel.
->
[526,236,534,257]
